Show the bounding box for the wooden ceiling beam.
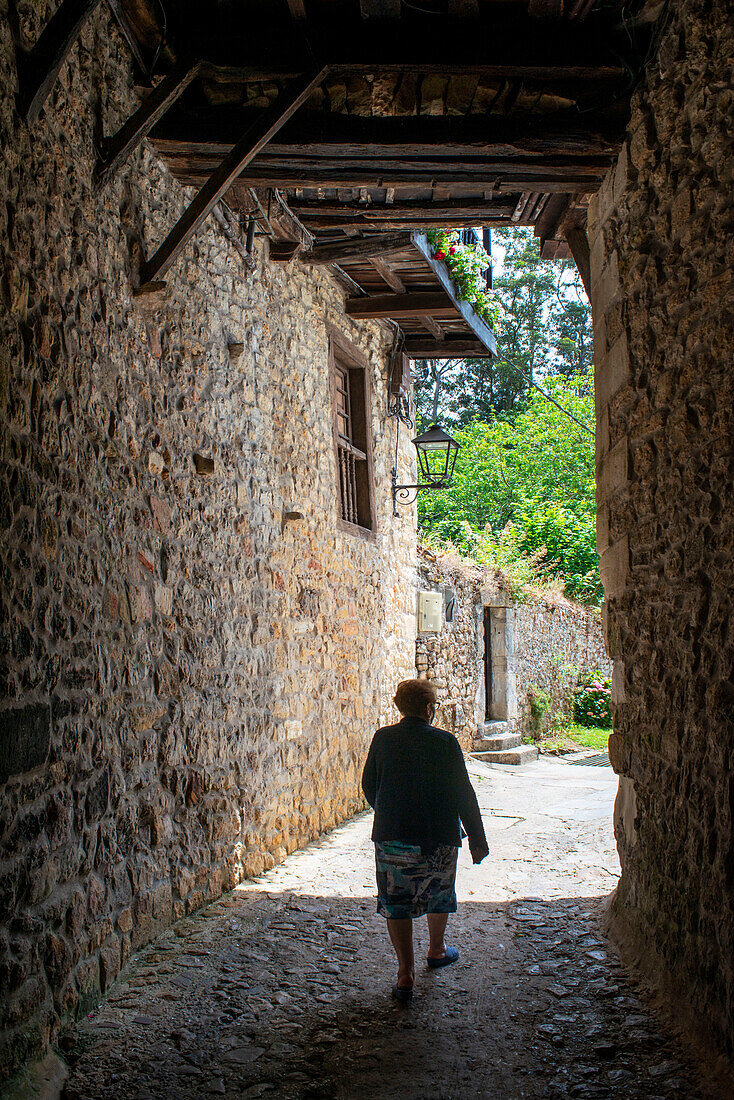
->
[565,224,592,297]
[288,199,519,219]
[177,166,598,193]
[292,213,516,231]
[285,0,307,20]
[346,293,458,320]
[301,231,414,265]
[419,315,445,342]
[151,113,619,158]
[139,66,328,286]
[404,336,493,359]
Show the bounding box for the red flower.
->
[433,250,446,260]
[449,246,457,254]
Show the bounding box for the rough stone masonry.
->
[0,0,417,1077]
[415,547,610,750]
[587,0,734,1059]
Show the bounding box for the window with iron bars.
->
[330,336,374,534]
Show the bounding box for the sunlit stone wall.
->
[0,1,417,1077]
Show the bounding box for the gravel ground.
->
[62,756,711,1099]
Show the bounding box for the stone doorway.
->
[483,607,494,722]
[479,600,514,723]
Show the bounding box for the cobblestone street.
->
[62,758,709,1099]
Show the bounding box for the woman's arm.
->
[453,744,489,861]
[361,733,380,808]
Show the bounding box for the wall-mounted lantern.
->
[392,422,460,515]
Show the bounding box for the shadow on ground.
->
[63,884,705,1100]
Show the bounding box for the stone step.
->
[481,720,509,736]
[474,733,522,752]
[469,744,539,766]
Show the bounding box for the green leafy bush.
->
[417,371,601,606]
[528,686,551,731]
[573,671,612,728]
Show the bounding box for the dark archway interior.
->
[1,0,732,1084]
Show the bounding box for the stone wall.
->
[415,549,609,749]
[0,1,417,1077]
[587,0,734,1055]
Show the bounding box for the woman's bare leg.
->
[427,913,449,959]
[386,918,414,988]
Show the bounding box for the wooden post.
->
[565,225,592,297]
[139,66,328,286]
[17,0,104,125]
[96,59,202,188]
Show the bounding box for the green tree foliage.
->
[413,228,592,428]
[417,369,601,605]
[413,227,598,603]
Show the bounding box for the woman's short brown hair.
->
[394,678,438,717]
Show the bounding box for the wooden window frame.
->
[327,324,377,540]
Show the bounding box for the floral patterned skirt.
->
[374,841,459,919]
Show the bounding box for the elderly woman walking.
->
[362,679,489,1002]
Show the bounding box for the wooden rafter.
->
[164,159,608,193]
[96,59,202,188]
[419,315,445,342]
[285,0,307,20]
[346,292,458,320]
[151,113,619,159]
[565,225,592,297]
[404,336,493,359]
[139,66,329,286]
[301,232,413,265]
[17,0,104,124]
[291,213,516,231]
[369,258,405,294]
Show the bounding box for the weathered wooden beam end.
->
[132,280,168,311]
[17,0,104,125]
[95,59,201,190]
[139,66,329,286]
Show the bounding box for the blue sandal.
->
[427,946,459,969]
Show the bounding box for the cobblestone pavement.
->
[63,757,711,1099]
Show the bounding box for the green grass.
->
[558,722,610,750]
[531,722,610,754]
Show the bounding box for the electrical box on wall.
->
[418,590,442,632]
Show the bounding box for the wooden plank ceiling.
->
[111,0,660,356]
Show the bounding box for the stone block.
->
[150,496,171,533]
[596,505,610,554]
[591,249,620,309]
[154,584,173,616]
[0,704,51,785]
[596,439,629,504]
[596,405,610,462]
[611,659,627,705]
[595,334,630,411]
[193,453,215,476]
[599,536,629,599]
